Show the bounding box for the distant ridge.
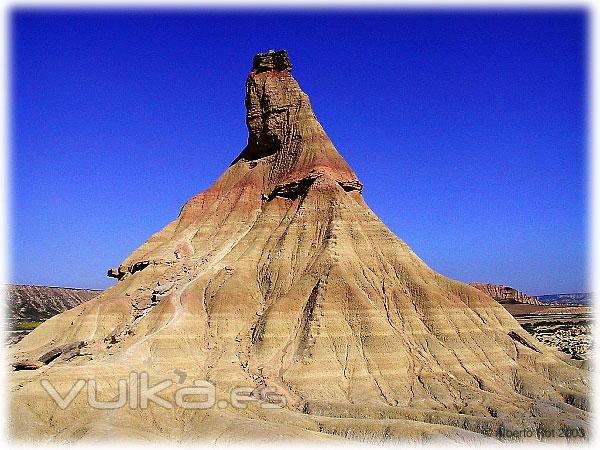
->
[5,284,101,324]
[536,292,591,306]
[469,282,541,305]
[5,283,102,291]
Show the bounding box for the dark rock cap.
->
[252,50,292,73]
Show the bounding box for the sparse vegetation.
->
[15,321,43,330]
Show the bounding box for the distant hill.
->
[536,293,591,306]
[4,284,101,344]
[6,284,101,323]
[469,282,541,305]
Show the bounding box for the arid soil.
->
[8,50,590,443]
[508,305,592,369]
[469,283,592,366]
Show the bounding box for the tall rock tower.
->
[10,50,589,442]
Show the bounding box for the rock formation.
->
[8,50,589,442]
[470,282,542,305]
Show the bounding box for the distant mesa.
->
[469,282,541,305]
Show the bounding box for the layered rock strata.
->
[9,50,589,442]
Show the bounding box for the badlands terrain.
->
[470,283,592,369]
[5,284,100,345]
[7,283,589,366]
[8,50,590,443]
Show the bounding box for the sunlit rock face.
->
[470,282,542,306]
[9,50,589,443]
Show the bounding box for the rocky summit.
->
[9,50,589,442]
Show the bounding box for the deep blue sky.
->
[11,9,587,295]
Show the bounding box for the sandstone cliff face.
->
[470,283,542,305]
[9,51,589,442]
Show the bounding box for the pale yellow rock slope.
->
[9,50,589,443]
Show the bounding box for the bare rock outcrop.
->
[8,51,589,443]
[470,282,542,305]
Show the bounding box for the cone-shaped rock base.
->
[9,50,589,443]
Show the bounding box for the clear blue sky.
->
[10,9,587,295]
